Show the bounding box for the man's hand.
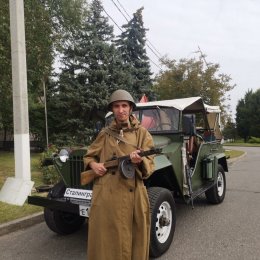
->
[130,150,143,164]
[89,161,107,176]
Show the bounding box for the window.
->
[134,108,180,132]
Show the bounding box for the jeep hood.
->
[152,135,171,148]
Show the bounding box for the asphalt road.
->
[1,146,259,260]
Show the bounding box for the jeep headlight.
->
[59,149,69,163]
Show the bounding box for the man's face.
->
[112,101,132,123]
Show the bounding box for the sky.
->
[102,0,260,118]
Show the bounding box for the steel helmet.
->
[108,89,136,110]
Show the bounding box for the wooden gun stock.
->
[80,169,97,186]
[80,148,162,185]
[81,160,118,186]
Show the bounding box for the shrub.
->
[248,136,260,143]
[40,144,60,185]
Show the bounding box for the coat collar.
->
[108,115,140,132]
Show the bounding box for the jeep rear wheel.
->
[147,187,176,258]
[44,181,85,235]
[205,165,226,204]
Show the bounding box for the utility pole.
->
[0,0,34,205]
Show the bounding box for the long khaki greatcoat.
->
[84,116,155,260]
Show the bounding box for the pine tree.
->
[115,7,154,101]
[49,0,127,145]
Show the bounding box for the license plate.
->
[64,188,92,200]
[79,205,90,217]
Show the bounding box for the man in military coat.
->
[84,89,155,260]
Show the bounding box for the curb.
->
[0,211,44,237]
[227,151,247,165]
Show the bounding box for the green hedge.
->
[248,137,260,143]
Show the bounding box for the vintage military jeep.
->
[28,96,228,258]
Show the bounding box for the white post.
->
[0,0,34,206]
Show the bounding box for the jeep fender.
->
[216,153,228,172]
[154,154,172,171]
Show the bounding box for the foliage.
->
[27,0,87,145]
[40,144,60,185]
[0,0,87,147]
[1,0,157,147]
[0,0,13,137]
[154,53,235,115]
[248,137,260,144]
[115,7,154,101]
[47,0,129,146]
[43,0,87,51]
[41,165,60,185]
[222,118,237,140]
[25,1,53,146]
[25,0,53,97]
[0,0,54,145]
[236,89,260,141]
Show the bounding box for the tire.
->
[44,208,85,235]
[205,164,226,204]
[48,181,66,198]
[147,187,176,258]
[44,181,85,235]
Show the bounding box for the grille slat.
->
[69,155,84,187]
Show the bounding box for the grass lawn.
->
[225,149,245,159]
[224,142,260,147]
[0,151,44,224]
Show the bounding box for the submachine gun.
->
[80,148,162,185]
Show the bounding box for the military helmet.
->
[108,89,136,110]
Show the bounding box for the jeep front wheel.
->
[44,181,85,235]
[147,187,176,258]
[205,164,226,204]
[44,208,85,235]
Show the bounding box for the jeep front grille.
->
[69,155,84,187]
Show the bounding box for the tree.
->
[27,0,87,145]
[47,0,127,145]
[236,89,260,141]
[154,53,235,112]
[25,0,53,97]
[24,0,54,146]
[0,0,13,144]
[0,0,88,146]
[0,0,54,147]
[222,118,237,141]
[115,7,154,101]
[43,0,87,51]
